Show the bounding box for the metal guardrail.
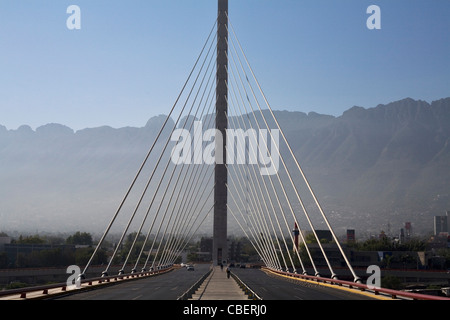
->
[231,272,262,300]
[0,266,174,300]
[177,266,213,300]
[264,267,450,301]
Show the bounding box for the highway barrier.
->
[177,266,213,300]
[264,267,450,301]
[0,266,175,300]
[230,271,262,300]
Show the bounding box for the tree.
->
[381,274,403,290]
[352,236,427,252]
[66,232,93,246]
[15,235,45,244]
[0,252,7,268]
[75,247,107,266]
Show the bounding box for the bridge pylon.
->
[213,0,228,266]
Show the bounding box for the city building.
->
[0,236,11,250]
[434,212,449,236]
[346,229,355,243]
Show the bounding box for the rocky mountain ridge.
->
[1,97,449,236]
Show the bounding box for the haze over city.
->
[1,1,449,238]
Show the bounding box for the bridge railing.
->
[230,271,262,300]
[0,266,174,300]
[177,266,213,300]
[264,267,450,301]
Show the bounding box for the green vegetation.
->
[14,234,46,244]
[348,236,427,252]
[0,232,108,269]
[65,231,93,246]
[4,281,29,290]
[434,248,450,269]
[381,274,403,290]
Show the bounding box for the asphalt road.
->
[54,264,376,300]
[232,268,377,300]
[55,264,211,300]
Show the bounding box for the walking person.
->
[226,266,231,279]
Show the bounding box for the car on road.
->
[186,265,195,271]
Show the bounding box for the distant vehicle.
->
[186,265,194,271]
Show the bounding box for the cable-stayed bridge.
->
[1,1,449,304]
[77,0,361,285]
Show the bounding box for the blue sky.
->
[0,0,449,131]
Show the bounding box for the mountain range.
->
[1,97,450,237]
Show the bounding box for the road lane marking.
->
[264,269,393,300]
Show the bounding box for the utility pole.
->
[213,0,228,266]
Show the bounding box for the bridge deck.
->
[190,266,248,300]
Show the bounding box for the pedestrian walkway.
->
[190,266,249,300]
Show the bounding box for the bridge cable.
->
[225,62,301,271]
[128,35,216,272]
[225,34,312,275]
[155,72,217,268]
[82,19,217,278]
[146,50,217,271]
[224,111,283,270]
[107,26,216,275]
[225,89,293,271]
[160,103,217,266]
[228,15,361,282]
[157,86,217,266]
[227,19,336,277]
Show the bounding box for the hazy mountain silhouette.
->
[1,97,449,236]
